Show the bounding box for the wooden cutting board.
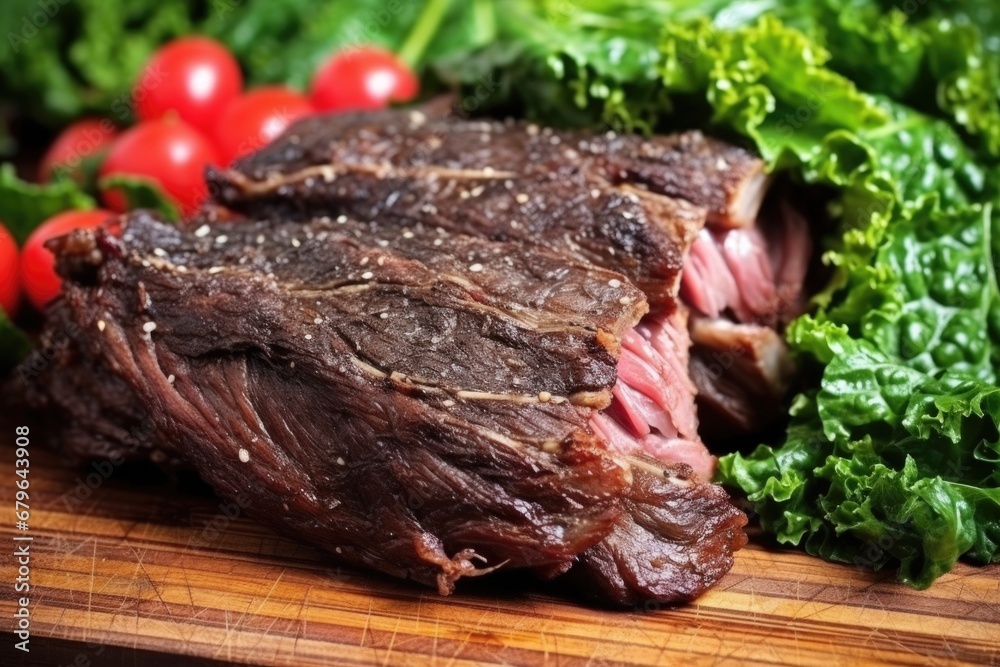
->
[2,442,998,666]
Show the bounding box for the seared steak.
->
[12,208,747,604]
[8,110,821,605]
[208,111,803,435]
[208,112,767,309]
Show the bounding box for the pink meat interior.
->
[590,311,716,480]
[593,199,811,481]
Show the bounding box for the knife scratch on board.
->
[292,581,312,660]
[129,546,173,618]
[361,598,373,649]
[381,614,404,667]
[86,538,97,623]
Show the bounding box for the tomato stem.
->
[398,0,455,68]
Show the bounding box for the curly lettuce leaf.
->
[863,203,998,380]
[721,338,1000,587]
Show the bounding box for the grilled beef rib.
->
[10,111,771,605]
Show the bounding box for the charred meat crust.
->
[42,217,638,593]
[205,112,768,309]
[6,300,176,467]
[11,113,762,606]
[13,208,749,605]
[114,211,649,406]
[565,460,749,606]
[600,131,770,229]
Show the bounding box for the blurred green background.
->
[3,0,998,136]
[0,0,502,156]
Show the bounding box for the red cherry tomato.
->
[213,86,314,165]
[20,209,113,311]
[135,37,243,134]
[0,222,20,317]
[310,46,418,112]
[100,118,219,215]
[39,118,119,183]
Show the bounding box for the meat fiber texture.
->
[208,110,767,310]
[208,109,799,440]
[11,111,753,606]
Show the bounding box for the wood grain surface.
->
[2,441,998,666]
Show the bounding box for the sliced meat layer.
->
[564,460,748,606]
[208,112,765,308]
[688,317,795,440]
[680,195,812,328]
[13,210,747,605]
[123,210,649,407]
[590,307,715,481]
[680,191,811,437]
[8,301,176,466]
[43,215,634,591]
[598,131,769,228]
[681,227,779,326]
